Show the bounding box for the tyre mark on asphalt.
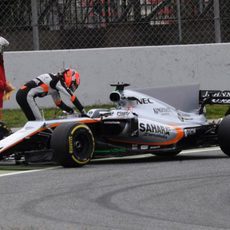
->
[19,172,230,229]
[94,173,230,229]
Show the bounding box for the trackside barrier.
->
[3,44,230,109]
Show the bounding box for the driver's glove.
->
[80,109,89,117]
[68,108,74,114]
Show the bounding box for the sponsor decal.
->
[153,107,171,114]
[140,145,148,150]
[201,90,230,98]
[136,98,154,104]
[211,99,230,104]
[139,123,170,138]
[132,144,138,150]
[24,126,35,130]
[116,111,130,116]
[68,136,73,154]
[200,90,230,104]
[184,128,196,137]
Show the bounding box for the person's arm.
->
[55,80,86,115]
[51,91,74,114]
[5,81,14,93]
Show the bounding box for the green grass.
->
[205,104,230,119]
[2,104,230,128]
[2,104,113,128]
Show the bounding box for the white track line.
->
[0,166,60,177]
[182,146,220,154]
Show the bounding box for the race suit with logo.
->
[16,73,84,121]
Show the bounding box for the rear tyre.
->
[51,123,95,167]
[217,115,230,156]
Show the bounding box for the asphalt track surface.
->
[0,148,230,230]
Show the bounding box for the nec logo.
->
[136,98,153,104]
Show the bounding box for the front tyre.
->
[217,115,230,156]
[0,122,11,140]
[51,123,95,167]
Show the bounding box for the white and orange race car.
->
[0,83,230,167]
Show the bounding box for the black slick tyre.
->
[51,122,95,167]
[0,122,11,140]
[217,115,230,156]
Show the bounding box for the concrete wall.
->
[3,43,230,109]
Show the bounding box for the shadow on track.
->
[91,152,229,165]
[0,150,228,168]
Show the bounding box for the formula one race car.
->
[0,83,230,167]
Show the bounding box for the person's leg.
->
[27,89,43,120]
[16,89,41,121]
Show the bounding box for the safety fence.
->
[0,0,229,51]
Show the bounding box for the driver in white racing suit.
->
[16,68,87,121]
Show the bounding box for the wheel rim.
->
[71,127,94,164]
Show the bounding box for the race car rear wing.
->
[199,90,230,114]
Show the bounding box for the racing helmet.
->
[63,69,80,92]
